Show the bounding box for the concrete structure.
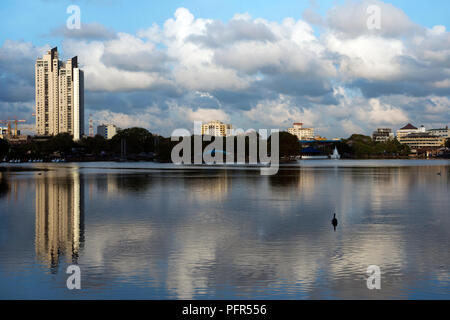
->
[201,120,232,136]
[396,123,425,138]
[398,132,445,151]
[372,128,394,142]
[97,124,117,140]
[427,126,450,139]
[288,123,314,141]
[35,47,84,140]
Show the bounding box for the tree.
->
[341,134,410,158]
[276,132,301,158]
[46,133,74,154]
[78,135,108,155]
[110,127,154,154]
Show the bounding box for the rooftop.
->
[400,123,418,130]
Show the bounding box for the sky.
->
[0,0,449,138]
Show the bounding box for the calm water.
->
[0,160,449,299]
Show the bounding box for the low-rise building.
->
[288,123,314,141]
[427,126,450,139]
[372,128,394,142]
[201,120,232,136]
[397,132,446,151]
[97,124,117,140]
[396,123,425,138]
[4,135,31,145]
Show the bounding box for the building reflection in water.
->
[35,172,84,273]
[0,173,9,198]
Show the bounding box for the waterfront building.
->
[397,132,446,151]
[396,123,425,138]
[201,120,232,136]
[288,123,314,141]
[427,126,450,139]
[35,47,84,140]
[372,128,394,142]
[97,124,117,140]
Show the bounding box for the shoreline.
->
[1,158,449,173]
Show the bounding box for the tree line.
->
[1,128,448,162]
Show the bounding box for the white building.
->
[35,47,84,140]
[288,123,314,141]
[398,133,446,151]
[427,126,450,139]
[372,128,394,142]
[396,123,425,139]
[201,120,232,136]
[97,124,117,140]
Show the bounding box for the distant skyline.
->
[1,0,449,138]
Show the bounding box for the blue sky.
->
[0,0,449,138]
[1,0,449,48]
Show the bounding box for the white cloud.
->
[325,34,405,81]
[242,95,319,128]
[356,98,409,125]
[326,0,422,38]
[1,2,449,137]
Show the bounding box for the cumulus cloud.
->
[326,0,422,38]
[101,33,170,72]
[242,94,319,129]
[48,22,117,40]
[1,2,449,138]
[356,98,409,125]
[62,39,172,92]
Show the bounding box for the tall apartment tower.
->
[35,47,84,140]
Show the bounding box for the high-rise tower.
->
[35,47,84,140]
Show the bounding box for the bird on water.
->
[332,213,338,231]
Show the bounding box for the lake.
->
[0,160,449,299]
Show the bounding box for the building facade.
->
[427,126,450,139]
[201,120,232,136]
[35,47,84,140]
[97,124,117,140]
[372,128,394,142]
[397,132,446,151]
[396,123,425,138]
[288,123,314,141]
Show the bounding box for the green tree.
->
[276,132,301,158]
[110,127,154,155]
[78,135,108,155]
[46,133,75,154]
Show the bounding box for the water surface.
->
[0,160,449,299]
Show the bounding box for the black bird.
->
[437,172,441,176]
[332,213,338,231]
